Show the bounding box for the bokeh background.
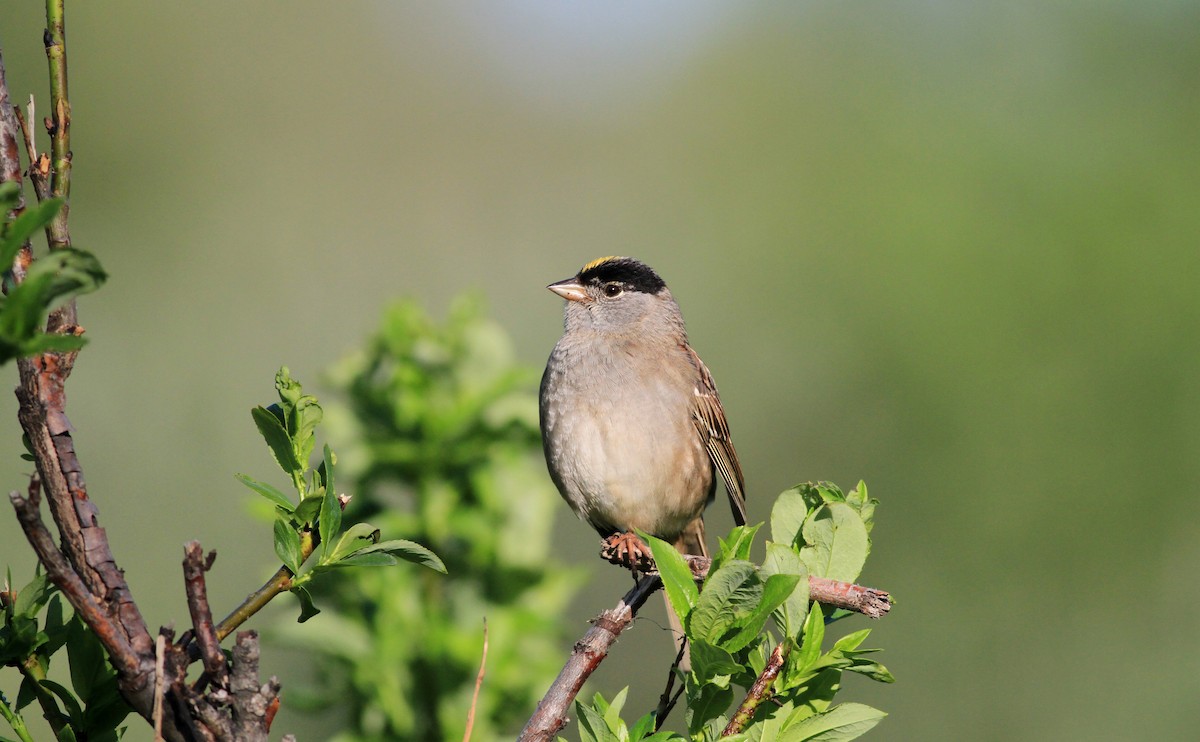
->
[2,1,1198,740]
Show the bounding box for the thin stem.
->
[0,691,37,742]
[17,655,68,739]
[212,529,314,644]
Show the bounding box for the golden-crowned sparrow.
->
[539,256,746,565]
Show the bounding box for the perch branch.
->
[518,575,663,741]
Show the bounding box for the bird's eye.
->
[603,283,623,298]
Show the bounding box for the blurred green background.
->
[2,1,1198,739]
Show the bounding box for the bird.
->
[539,256,747,629]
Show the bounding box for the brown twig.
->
[462,618,488,742]
[183,542,228,689]
[518,575,663,741]
[720,642,789,736]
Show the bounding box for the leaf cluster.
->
[237,368,444,622]
[0,183,106,364]
[576,482,892,742]
[1,571,132,742]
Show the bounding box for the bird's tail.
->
[666,517,707,671]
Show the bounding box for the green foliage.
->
[0,183,106,364]
[0,571,132,742]
[240,368,444,622]
[271,297,577,740]
[577,482,892,742]
[565,688,685,742]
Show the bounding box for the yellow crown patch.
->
[581,256,627,273]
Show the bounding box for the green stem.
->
[43,0,76,333]
[0,690,37,742]
[213,529,315,642]
[16,655,67,740]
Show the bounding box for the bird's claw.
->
[600,532,654,572]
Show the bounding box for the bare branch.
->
[183,542,228,688]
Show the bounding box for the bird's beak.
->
[547,277,589,303]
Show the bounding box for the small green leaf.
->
[350,539,446,573]
[318,445,341,562]
[794,604,825,676]
[575,699,620,742]
[234,473,294,512]
[292,585,320,623]
[294,492,324,525]
[13,571,54,617]
[712,523,761,575]
[328,522,381,562]
[252,406,301,476]
[643,532,699,628]
[0,198,63,269]
[273,518,302,574]
[779,702,885,741]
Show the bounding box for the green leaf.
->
[292,585,320,623]
[234,473,294,512]
[13,571,54,617]
[780,703,885,741]
[602,687,628,732]
[689,560,758,647]
[843,481,876,534]
[798,503,870,582]
[762,542,809,636]
[687,683,733,736]
[66,617,110,703]
[712,523,761,575]
[771,487,810,547]
[328,522,381,562]
[0,198,62,269]
[273,517,302,574]
[643,532,699,628]
[38,680,84,730]
[318,445,341,562]
[293,491,323,525]
[315,552,398,569]
[349,538,446,573]
[793,604,825,676]
[722,571,802,652]
[252,405,301,476]
[689,639,741,684]
[20,248,107,305]
[575,698,620,742]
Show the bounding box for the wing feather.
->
[682,345,747,526]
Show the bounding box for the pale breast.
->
[540,339,714,540]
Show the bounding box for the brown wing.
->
[682,344,747,526]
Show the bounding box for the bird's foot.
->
[601,532,654,573]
